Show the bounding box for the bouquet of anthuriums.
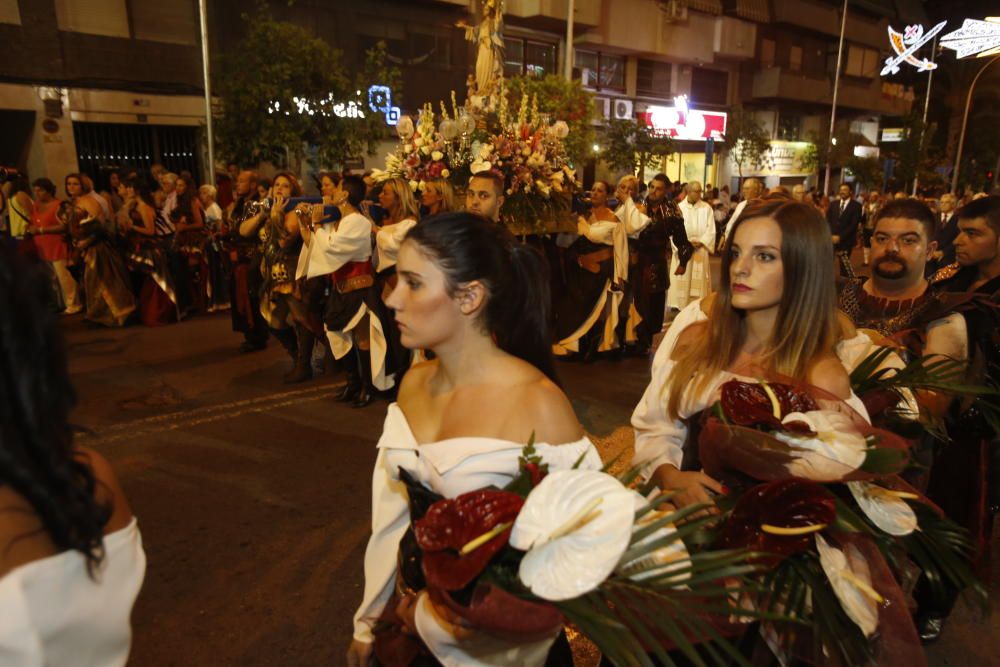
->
[699,378,986,667]
[383,441,763,667]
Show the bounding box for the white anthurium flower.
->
[420,145,432,156]
[815,534,881,638]
[510,470,635,601]
[413,137,425,148]
[775,410,868,481]
[478,144,494,160]
[469,159,491,174]
[617,492,691,585]
[408,179,419,193]
[847,482,918,536]
[431,150,444,162]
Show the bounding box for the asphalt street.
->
[65,297,997,665]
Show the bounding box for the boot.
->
[353,348,374,408]
[336,346,362,402]
[269,326,298,362]
[284,325,315,384]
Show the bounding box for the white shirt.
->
[375,217,417,273]
[631,300,876,482]
[298,211,372,280]
[677,199,716,251]
[723,198,751,242]
[577,213,628,284]
[160,191,177,223]
[615,199,652,240]
[353,404,603,666]
[0,519,146,667]
[203,202,223,230]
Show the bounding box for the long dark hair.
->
[0,248,111,572]
[404,213,559,384]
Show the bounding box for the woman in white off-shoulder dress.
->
[348,213,602,667]
[0,249,145,666]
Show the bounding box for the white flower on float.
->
[510,470,635,601]
[421,145,432,156]
[413,137,425,148]
[408,179,419,192]
[775,410,868,481]
[522,147,532,157]
[535,180,551,196]
[847,482,918,536]
[552,120,570,139]
[441,169,450,178]
[617,492,691,585]
[815,534,881,638]
[470,160,492,174]
[431,150,444,162]
[479,144,494,160]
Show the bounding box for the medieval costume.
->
[125,206,179,327]
[225,196,269,352]
[65,204,135,327]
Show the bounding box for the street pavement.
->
[65,295,997,665]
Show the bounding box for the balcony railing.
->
[750,66,912,115]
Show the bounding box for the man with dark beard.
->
[224,170,270,353]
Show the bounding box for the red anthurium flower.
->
[720,380,819,431]
[719,479,837,563]
[415,490,525,591]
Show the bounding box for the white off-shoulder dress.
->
[0,518,146,667]
[353,403,603,666]
[631,299,882,482]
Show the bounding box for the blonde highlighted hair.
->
[383,177,421,222]
[424,178,456,215]
[665,199,840,418]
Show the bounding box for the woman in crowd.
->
[0,248,145,664]
[348,212,601,667]
[199,184,230,313]
[7,177,34,250]
[102,171,124,215]
[257,178,272,202]
[374,177,421,382]
[553,180,628,360]
[28,177,81,314]
[171,175,206,313]
[123,178,179,326]
[66,173,136,327]
[419,178,456,218]
[632,198,871,507]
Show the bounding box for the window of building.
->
[575,50,625,92]
[636,58,672,97]
[789,45,803,72]
[844,44,879,78]
[690,67,729,107]
[504,37,525,76]
[54,0,129,38]
[360,24,451,69]
[505,37,557,77]
[760,38,775,67]
[409,27,452,68]
[777,114,801,141]
[131,2,196,45]
[0,0,21,25]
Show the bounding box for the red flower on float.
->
[719,380,819,432]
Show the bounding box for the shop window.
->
[844,44,879,78]
[637,58,672,97]
[690,67,729,107]
[131,3,197,45]
[760,38,775,67]
[789,45,803,72]
[54,0,129,38]
[576,50,625,92]
[777,114,801,141]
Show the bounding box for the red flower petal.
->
[720,380,819,430]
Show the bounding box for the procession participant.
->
[65,174,135,327]
[791,183,807,203]
[917,196,1000,640]
[633,199,870,507]
[6,177,32,243]
[927,192,960,276]
[255,172,309,379]
[861,191,882,266]
[420,178,456,218]
[0,249,145,664]
[720,178,763,248]
[668,181,715,312]
[171,175,205,314]
[348,212,601,667]
[827,183,863,277]
[122,178,179,326]
[29,177,81,314]
[465,170,505,223]
[623,173,693,356]
[307,175,394,407]
[198,184,230,313]
[374,177,421,382]
[102,171,124,215]
[226,170,270,353]
[81,174,111,223]
[552,180,628,359]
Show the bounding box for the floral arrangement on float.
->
[698,373,986,666]
[372,85,578,234]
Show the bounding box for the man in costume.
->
[224,170,271,353]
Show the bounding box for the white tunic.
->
[353,404,603,666]
[374,217,418,273]
[668,200,715,310]
[631,300,875,482]
[0,519,146,667]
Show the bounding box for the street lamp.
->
[950,53,1000,194]
[823,0,849,196]
[198,0,215,183]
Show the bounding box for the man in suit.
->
[827,183,863,276]
[927,192,959,276]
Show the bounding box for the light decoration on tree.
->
[265,85,399,125]
[880,22,947,76]
[941,17,1000,59]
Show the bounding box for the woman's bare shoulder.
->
[396,359,436,406]
[514,375,583,445]
[75,447,133,534]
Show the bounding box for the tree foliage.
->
[215,7,400,170]
[892,113,936,188]
[724,106,771,179]
[505,74,595,166]
[599,118,675,181]
[845,155,883,191]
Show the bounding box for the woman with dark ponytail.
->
[0,247,145,662]
[348,212,601,667]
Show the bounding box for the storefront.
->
[641,97,728,188]
[727,139,815,191]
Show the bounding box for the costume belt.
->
[332,260,374,294]
[577,247,614,274]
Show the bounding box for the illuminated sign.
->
[881,22,947,76]
[941,17,1000,59]
[266,85,400,126]
[881,128,904,142]
[641,97,727,140]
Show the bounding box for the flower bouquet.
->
[379,440,763,667]
[698,378,986,666]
